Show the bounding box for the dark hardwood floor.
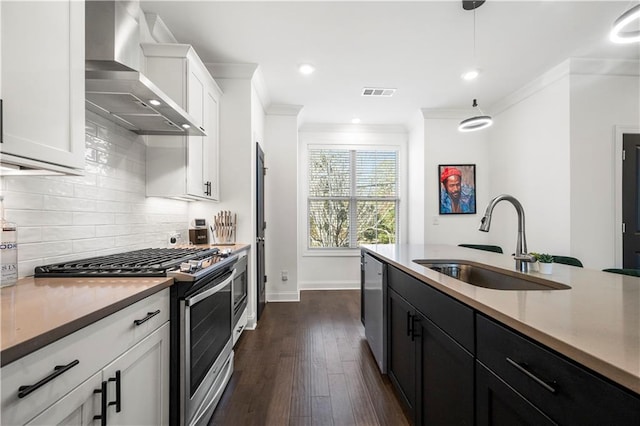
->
[209,290,410,426]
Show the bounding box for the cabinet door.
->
[1,0,85,172]
[476,362,556,426]
[26,372,102,426]
[202,89,220,200]
[102,323,170,426]
[387,289,416,419]
[417,312,474,426]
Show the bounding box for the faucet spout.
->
[479,194,533,272]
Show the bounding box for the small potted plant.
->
[536,253,554,274]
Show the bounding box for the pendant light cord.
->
[473,6,477,66]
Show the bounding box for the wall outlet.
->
[281,270,288,281]
[168,232,180,246]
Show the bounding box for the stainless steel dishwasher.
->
[363,252,386,373]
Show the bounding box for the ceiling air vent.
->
[361,87,396,97]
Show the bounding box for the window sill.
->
[302,249,361,258]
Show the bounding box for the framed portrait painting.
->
[439,164,476,214]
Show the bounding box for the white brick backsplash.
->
[115,213,147,225]
[9,115,190,278]
[115,234,144,247]
[73,212,115,225]
[43,226,96,242]
[9,210,73,226]
[4,176,74,196]
[95,224,135,237]
[72,237,115,253]
[20,241,73,261]
[43,195,96,212]
[95,200,131,214]
[2,192,44,210]
[17,227,43,243]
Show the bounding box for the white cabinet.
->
[1,289,170,426]
[0,0,85,175]
[143,44,221,201]
[103,323,170,426]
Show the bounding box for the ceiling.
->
[139,0,640,127]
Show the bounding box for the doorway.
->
[256,142,266,320]
[622,133,640,268]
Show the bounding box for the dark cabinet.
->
[476,314,640,426]
[387,265,474,425]
[388,289,417,414]
[373,256,640,426]
[476,361,555,426]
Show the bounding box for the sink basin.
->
[414,260,571,290]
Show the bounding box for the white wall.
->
[570,72,640,269]
[297,124,408,290]
[488,75,571,257]
[264,106,302,301]
[3,112,190,278]
[407,110,425,245]
[421,113,491,246]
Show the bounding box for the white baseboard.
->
[298,280,360,290]
[266,291,300,302]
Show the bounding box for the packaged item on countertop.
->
[1,195,18,287]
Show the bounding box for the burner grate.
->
[34,248,220,278]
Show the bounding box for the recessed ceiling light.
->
[351,118,361,124]
[461,69,480,81]
[298,64,315,75]
[181,124,191,129]
[148,99,161,106]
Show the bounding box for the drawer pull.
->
[133,310,161,326]
[236,324,245,333]
[108,370,122,413]
[17,359,80,398]
[506,357,557,394]
[93,380,108,426]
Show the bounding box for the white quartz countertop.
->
[362,244,640,395]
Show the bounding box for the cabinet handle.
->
[236,324,245,333]
[93,380,108,426]
[199,126,205,132]
[406,311,412,337]
[108,370,122,413]
[506,357,557,394]
[410,315,420,342]
[17,359,79,398]
[133,310,161,326]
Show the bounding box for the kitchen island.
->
[362,244,639,425]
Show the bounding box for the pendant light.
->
[458,0,493,132]
[609,4,640,44]
[458,99,493,132]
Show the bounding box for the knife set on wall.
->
[212,210,237,245]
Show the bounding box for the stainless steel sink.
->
[414,260,571,290]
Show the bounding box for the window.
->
[307,148,398,249]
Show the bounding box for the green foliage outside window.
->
[308,148,398,248]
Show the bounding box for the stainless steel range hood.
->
[85,1,205,136]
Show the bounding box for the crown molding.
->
[490,58,640,116]
[267,104,304,116]
[205,63,259,79]
[299,123,407,134]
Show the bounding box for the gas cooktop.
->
[34,247,222,278]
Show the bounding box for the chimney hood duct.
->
[85,1,205,136]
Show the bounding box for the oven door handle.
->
[185,270,236,306]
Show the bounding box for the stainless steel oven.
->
[232,253,248,328]
[179,268,235,426]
